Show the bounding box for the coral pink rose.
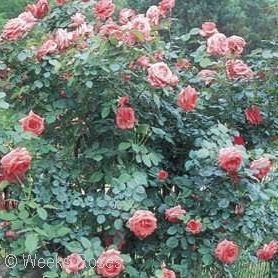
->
[5,230,19,239]
[26,0,49,19]
[70,12,86,27]
[147,62,178,88]
[198,69,217,86]
[55,0,68,6]
[146,5,160,26]
[250,158,272,180]
[186,219,202,234]
[19,110,45,135]
[177,86,198,112]
[159,0,176,16]
[1,148,32,182]
[165,205,186,223]
[94,0,115,21]
[127,210,157,238]
[163,267,176,278]
[215,240,239,264]
[175,58,191,70]
[136,56,151,68]
[36,39,57,60]
[118,96,130,107]
[244,106,263,125]
[97,249,124,278]
[116,106,136,129]
[256,241,278,261]
[119,8,136,25]
[233,135,245,145]
[227,35,246,55]
[100,23,122,40]
[207,33,228,56]
[62,253,86,274]
[226,59,253,80]
[130,15,152,41]
[218,147,243,173]
[157,170,169,180]
[199,22,218,37]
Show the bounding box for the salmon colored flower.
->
[207,33,228,56]
[256,241,278,261]
[62,253,86,274]
[215,240,239,264]
[94,0,115,21]
[165,206,186,223]
[250,157,272,180]
[157,170,169,180]
[244,106,262,125]
[177,86,198,112]
[218,147,243,173]
[186,219,202,234]
[19,110,45,135]
[199,22,218,37]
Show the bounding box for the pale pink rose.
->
[215,240,240,264]
[146,5,160,26]
[218,147,243,173]
[177,86,198,112]
[71,23,93,41]
[165,205,186,223]
[19,110,45,135]
[94,0,115,21]
[199,22,218,37]
[256,240,278,261]
[227,35,246,55]
[100,22,122,40]
[159,0,176,16]
[226,60,253,80]
[207,33,229,56]
[163,267,176,278]
[119,8,136,25]
[54,28,72,50]
[97,249,124,278]
[147,62,177,88]
[127,210,157,238]
[129,15,152,41]
[250,158,272,180]
[1,148,32,182]
[37,39,58,60]
[62,253,86,274]
[175,58,191,70]
[26,0,49,19]
[198,69,217,85]
[70,12,86,28]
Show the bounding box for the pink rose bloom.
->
[186,219,202,234]
[199,22,218,37]
[1,148,32,182]
[218,147,243,173]
[163,267,176,278]
[175,58,191,70]
[146,5,160,26]
[71,23,93,41]
[244,105,263,125]
[94,0,115,21]
[136,56,151,68]
[119,8,136,25]
[207,33,229,56]
[250,157,272,180]
[198,69,217,86]
[116,107,137,129]
[55,0,68,6]
[100,22,122,40]
[233,135,245,145]
[177,86,198,112]
[159,0,176,16]
[227,35,246,55]
[37,39,57,60]
[54,28,72,50]
[215,240,240,264]
[97,249,124,278]
[26,0,49,19]
[70,12,86,27]
[226,59,253,80]
[19,110,45,135]
[62,253,86,274]
[256,241,278,261]
[147,62,177,88]
[165,205,186,223]
[127,210,157,238]
[157,169,169,180]
[154,50,165,61]
[129,15,152,41]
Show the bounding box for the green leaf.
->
[65,241,83,253]
[37,207,48,220]
[80,237,92,249]
[118,142,131,150]
[89,171,104,182]
[25,233,39,253]
[166,236,179,248]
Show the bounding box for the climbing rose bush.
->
[0,0,277,277]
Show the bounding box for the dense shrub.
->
[0,0,277,277]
